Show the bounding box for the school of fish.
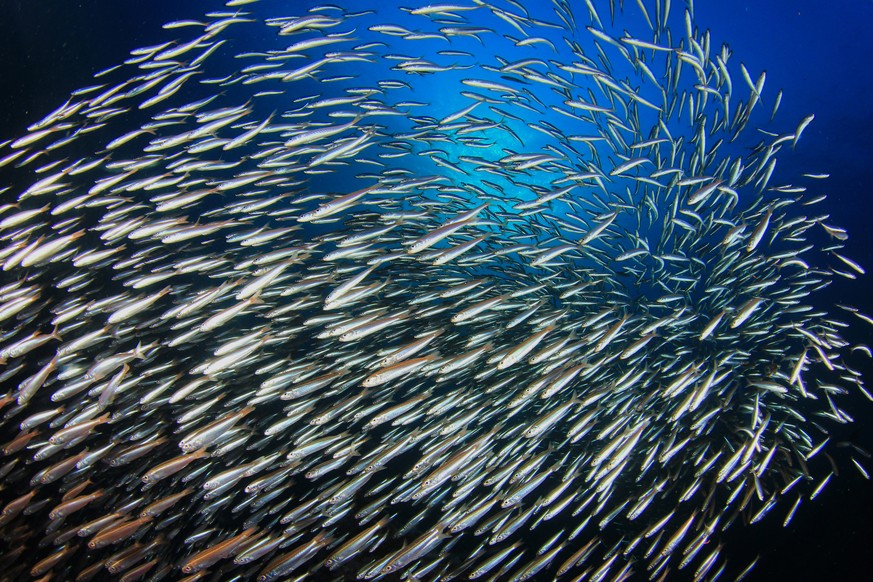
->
[0,0,870,580]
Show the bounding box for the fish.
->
[0,1,867,581]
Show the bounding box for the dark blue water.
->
[1,1,872,580]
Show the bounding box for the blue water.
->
[1,0,872,579]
